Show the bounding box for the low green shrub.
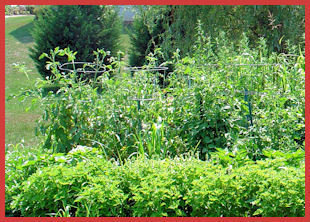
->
[8,148,305,217]
[186,160,304,217]
[5,144,107,216]
[5,144,45,215]
[74,174,127,217]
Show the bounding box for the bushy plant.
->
[30,5,121,80]
[5,144,45,216]
[128,9,152,67]
[5,144,101,216]
[9,146,119,217]
[5,5,12,15]
[25,5,36,14]
[8,149,305,217]
[21,47,179,158]
[30,48,121,154]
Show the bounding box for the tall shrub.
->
[128,10,152,67]
[129,5,305,64]
[129,6,173,67]
[30,5,121,79]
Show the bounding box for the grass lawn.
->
[120,33,131,65]
[5,16,132,149]
[5,16,43,149]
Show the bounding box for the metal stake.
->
[244,88,253,127]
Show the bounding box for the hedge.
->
[6,147,305,217]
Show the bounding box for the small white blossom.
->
[69,145,92,154]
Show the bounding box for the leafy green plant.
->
[134,117,168,159]
[5,144,100,216]
[9,146,112,216]
[7,150,304,217]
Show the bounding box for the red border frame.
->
[1,1,309,221]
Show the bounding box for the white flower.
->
[158,116,162,123]
[154,123,162,130]
[69,145,92,154]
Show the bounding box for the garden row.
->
[6,145,305,217]
[22,33,305,161]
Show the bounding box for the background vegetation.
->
[5,5,35,15]
[129,5,305,67]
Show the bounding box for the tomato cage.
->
[59,61,107,81]
[180,62,287,129]
[122,67,170,131]
[128,97,155,131]
[124,66,169,87]
[124,66,169,72]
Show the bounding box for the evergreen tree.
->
[30,5,121,79]
[128,11,152,67]
[129,6,173,67]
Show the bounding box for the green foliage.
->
[7,149,304,217]
[5,5,31,15]
[5,144,100,215]
[5,144,45,215]
[129,5,305,63]
[18,29,305,159]
[9,146,118,217]
[128,6,170,66]
[162,31,305,159]
[128,10,151,66]
[25,5,36,14]
[186,158,304,217]
[5,6,12,15]
[28,48,122,154]
[30,5,121,80]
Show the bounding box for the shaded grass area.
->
[5,16,43,148]
[9,21,34,43]
[120,33,131,66]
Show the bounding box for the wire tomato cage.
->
[59,61,107,81]
[124,66,169,86]
[59,61,106,73]
[57,61,107,104]
[124,66,169,72]
[124,66,169,131]
[180,62,290,128]
[124,65,169,98]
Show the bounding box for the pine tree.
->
[128,6,172,67]
[30,5,121,79]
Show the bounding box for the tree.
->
[129,6,173,67]
[30,5,121,79]
[129,5,305,64]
